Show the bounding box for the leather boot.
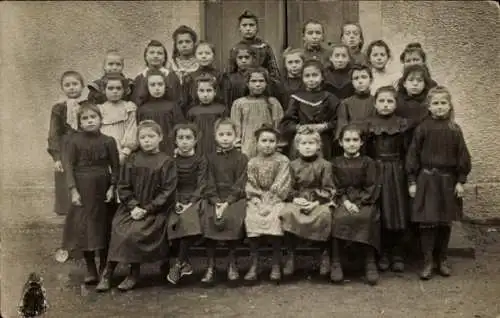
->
[283,251,295,277]
[435,225,452,277]
[201,256,216,286]
[365,248,379,286]
[330,239,343,283]
[378,254,390,272]
[117,263,140,291]
[420,227,436,280]
[269,264,281,282]
[83,252,98,285]
[319,249,330,276]
[244,252,259,282]
[96,262,116,292]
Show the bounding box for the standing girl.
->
[98,74,138,164]
[366,40,400,94]
[187,75,228,156]
[277,48,304,111]
[130,40,181,107]
[406,86,471,280]
[324,44,355,100]
[137,69,185,156]
[244,124,292,283]
[170,25,199,86]
[230,67,284,158]
[280,60,340,160]
[62,103,119,285]
[280,127,336,278]
[96,120,177,292]
[330,124,380,285]
[366,86,410,272]
[47,71,86,215]
[398,42,438,87]
[301,20,332,67]
[201,119,249,285]
[340,22,367,65]
[166,124,207,285]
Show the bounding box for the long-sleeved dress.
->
[335,91,376,139]
[187,103,228,157]
[323,66,355,100]
[107,151,177,263]
[137,98,185,156]
[231,96,284,158]
[203,148,249,240]
[406,117,472,223]
[245,152,292,237]
[366,114,410,230]
[279,90,340,160]
[87,74,134,105]
[280,155,336,241]
[98,101,138,156]
[130,67,182,107]
[167,152,207,240]
[395,90,429,132]
[221,71,248,110]
[301,45,332,67]
[229,37,280,80]
[47,100,82,215]
[331,155,380,251]
[62,130,119,252]
[276,75,303,112]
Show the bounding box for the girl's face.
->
[195,44,215,67]
[79,109,101,132]
[176,128,197,153]
[215,124,236,149]
[374,91,397,116]
[340,130,363,156]
[247,72,267,96]
[428,93,452,118]
[257,131,277,156]
[352,69,372,93]
[403,71,425,96]
[138,127,162,153]
[303,23,324,47]
[284,53,304,77]
[197,82,216,104]
[147,75,166,98]
[330,47,350,70]
[145,46,166,68]
[239,18,258,39]
[176,33,195,57]
[403,52,424,68]
[302,65,322,90]
[61,75,83,99]
[342,24,362,50]
[105,79,124,102]
[236,50,253,70]
[296,135,320,157]
[104,54,124,74]
[369,46,389,70]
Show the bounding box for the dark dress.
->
[335,91,376,139]
[62,131,119,252]
[130,68,182,107]
[107,151,177,263]
[280,155,336,241]
[87,74,134,105]
[366,114,410,230]
[229,37,280,79]
[406,117,472,223]
[276,75,303,112]
[181,65,223,114]
[301,45,332,67]
[203,148,249,240]
[47,101,81,215]
[331,155,380,251]
[324,65,355,100]
[137,98,185,156]
[221,71,248,111]
[280,90,340,160]
[395,90,430,132]
[186,103,228,156]
[167,153,208,240]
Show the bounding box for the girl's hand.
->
[293,197,309,206]
[455,182,464,198]
[119,152,127,165]
[71,189,82,206]
[175,202,185,214]
[343,200,358,214]
[130,207,147,220]
[250,197,261,205]
[408,184,417,198]
[233,139,242,149]
[215,202,228,219]
[54,160,64,173]
[105,186,115,202]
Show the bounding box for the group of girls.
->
[47,10,472,292]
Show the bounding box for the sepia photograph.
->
[1,1,499,317]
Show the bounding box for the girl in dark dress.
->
[47,71,86,215]
[62,104,120,285]
[280,60,340,160]
[96,120,177,292]
[87,50,134,105]
[398,43,438,88]
[340,22,367,65]
[166,123,208,285]
[366,86,410,272]
[137,69,185,156]
[170,26,199,86]
[330,124,380,285]
[301,20,332,67]
[201,119,249,285]
[130,40,181,107]
[187,76,228,157]
[221,44,257,110]
[406,86,471,280]
[277,48,304,112]
[324,44,355,101]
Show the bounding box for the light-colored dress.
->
[98,101,138,156]
[370,68,400,95]
[231,96,284,158]
[245,152,292,237]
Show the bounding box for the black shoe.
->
[419,257,434,280]
[330,262,344,284]
[378,254,390,272]
[391,256,405,273]
[365,261,379,286]
[201,267,215,286]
